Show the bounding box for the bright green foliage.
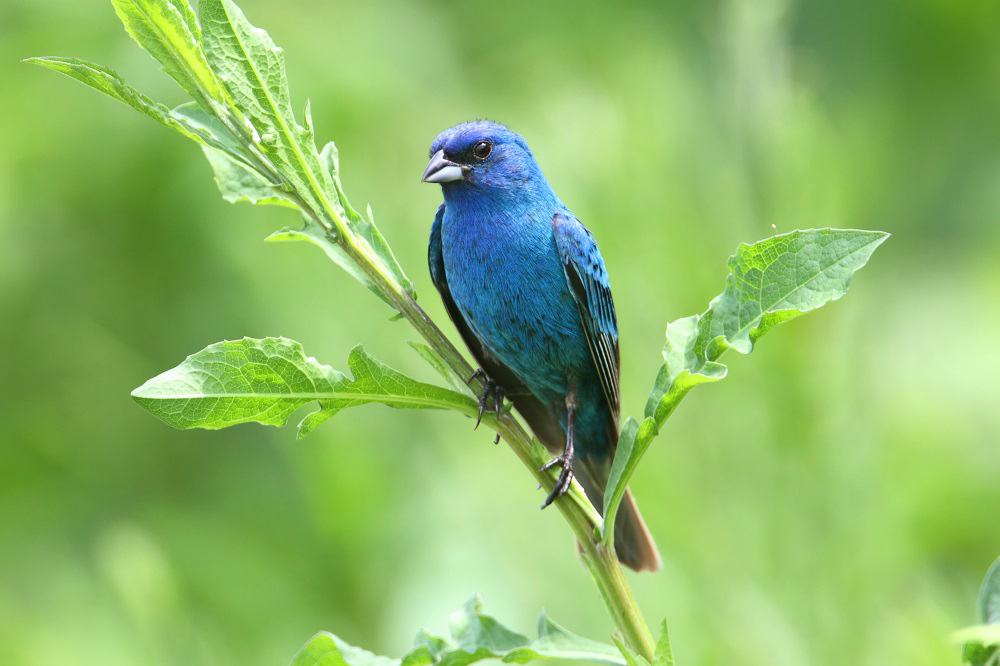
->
[292,597,626,666]
[27,0,413,308]
[130,337,475,439]
[603,229,888,544]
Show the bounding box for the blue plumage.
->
[423,121,659,571]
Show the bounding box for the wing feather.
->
[551,212,621,431]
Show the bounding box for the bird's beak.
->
[422,150,465,183]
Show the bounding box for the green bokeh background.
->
[3,1,999,664]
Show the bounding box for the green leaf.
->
[645,228,889,422]
[111,0,225,111]
[130,337,475,439]
[291,632,398,666]
[956,626,1000,666]
[398,596,625,666]
[503,612,626,664]
[601,416,655,543]
[199,0,414,299]
[651,620,674,666]
[199,0,332,211]
[23,57,202,141]
[610,635,650,666]
[295,596,624,666]
[980,556,1000,625]
[960,557,1000,665]
[319,141,416,300]
[603,228,887,547]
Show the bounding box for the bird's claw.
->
[471,370,506,437]
[539,453,573,509]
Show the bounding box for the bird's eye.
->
[472,141,492,160]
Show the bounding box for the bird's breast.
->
[440,206,589,398]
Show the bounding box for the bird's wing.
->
[551,212,621,428]
[429,205,567,452]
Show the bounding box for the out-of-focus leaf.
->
[292,597,625,666]
[291,632,398,666]
[130,337,475,439]
[959,557,1000,665]
[980,556,1000,625]
[503,612,626,664]
[403,596,625,666]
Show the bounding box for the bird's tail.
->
[574,459,661,572]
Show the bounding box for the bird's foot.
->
[471,369,506,444]
[539,453,573,509]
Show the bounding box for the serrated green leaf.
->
[602,229,887,548]
[130,337,475,438]
[111,0,224,111]
[645,228,889,421]
[199,0,332,212]
[24,56,203,141]
[291,632,399,666]
[169,102,293,203]
[198,0,414,300]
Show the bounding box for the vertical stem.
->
[336,232,657,660]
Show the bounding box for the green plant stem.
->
[326,217,656,659]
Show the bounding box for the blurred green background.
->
[3,0,999,664]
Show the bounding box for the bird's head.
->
[422,121,547,199]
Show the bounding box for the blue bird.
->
[422,120,660,572]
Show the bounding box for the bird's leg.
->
[470,369,507,444]
[539,387,578,509]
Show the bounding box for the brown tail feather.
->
[612,488,661,572]
[574,459,661,572]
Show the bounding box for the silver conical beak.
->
[422,149,465,183]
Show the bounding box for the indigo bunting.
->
[422,120,660,572]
